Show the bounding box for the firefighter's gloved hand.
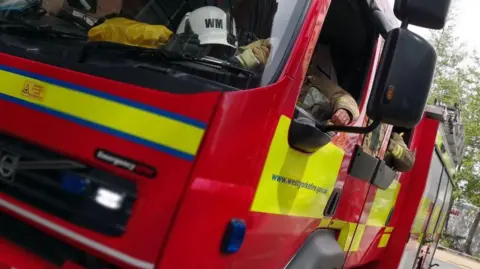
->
[235,39,271,69]
[332,109,351,126]
[242,39,271,51]
[332,94,360,123]
[235,49,260,69]
[388,132,415,172]
[251,43,270,65]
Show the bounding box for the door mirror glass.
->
[367,28,436,128]
[394,0,452,30]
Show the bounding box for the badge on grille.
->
[0,150,20,183]
[95,149,157,179]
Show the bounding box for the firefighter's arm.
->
[307,73,360,124]
[388,132,416,172]
[233,39,271,69]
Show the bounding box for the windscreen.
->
[0,0,308,90]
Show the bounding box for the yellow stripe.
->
[418,232,424,243]
[367,180,401,227]
[350,224,366,251]
[251,116,344,218]
[378,233,391,248]
[0,69,204,157]
[319,218,332,228]
[329,220,357,251]
[427,206,442,234]
[385,227,394,233]
[411,198,432,233]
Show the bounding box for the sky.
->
[387,0,480,52]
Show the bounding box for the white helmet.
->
[177,6,237,49]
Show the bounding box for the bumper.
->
[0,237,56,269]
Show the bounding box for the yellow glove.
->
[252,44,270,65]
[235,49,260,69]
[242,39,271,50]
[236,39,271,69]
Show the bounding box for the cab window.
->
[363,122,391,157]
[316,0,378,103]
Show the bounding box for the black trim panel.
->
[371,161,397,190]
[348,146,379,181]
[285,229,345,269]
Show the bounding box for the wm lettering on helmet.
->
[205,18,223,29]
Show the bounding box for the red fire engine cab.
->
[0,0,452,268]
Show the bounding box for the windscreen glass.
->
[0,0,308,90]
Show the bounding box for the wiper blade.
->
[81,42,256,77]
[0,19,86,39]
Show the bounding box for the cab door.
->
[341,122,403,267]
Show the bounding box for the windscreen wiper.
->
[0,19,87,39]
[81,41,256,77]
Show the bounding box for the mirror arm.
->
[372,10,393,38]
[320,119,381,134]
[368,0,393,38]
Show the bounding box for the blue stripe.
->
[0,64,206,129]
[0,93,195,161]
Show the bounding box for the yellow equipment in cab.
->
[88,17,173,49]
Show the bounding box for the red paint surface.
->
[0,53,220,268]
[0,0,444,269]
[378,117,440,269]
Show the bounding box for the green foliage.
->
[439,236,454,248]
[428,4,468,107]
[428,2,480,206]
[429,0,480,254]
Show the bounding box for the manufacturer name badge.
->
[95,149,157,178]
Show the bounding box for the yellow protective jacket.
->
[298,73,360,124]
[385,132,416,172]
[88,17,173,48]
[297,44,360,124]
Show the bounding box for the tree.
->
[460,54,480,255]
[426,0,480,254]
[428,3,468,108]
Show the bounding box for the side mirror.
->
[394,0,452,30]
[367,28,436,128]
[288,107,332,153]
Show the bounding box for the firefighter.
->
[385,132,416,172]
[297,44,359,126]
[298,43,415,171]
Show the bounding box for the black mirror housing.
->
[289,107,332,153]
[394,0,451,29]
[367,28,436,128]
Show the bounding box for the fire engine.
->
[0,0,454,269]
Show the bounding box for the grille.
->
[0,212,119,268]
[0,134,137,236]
